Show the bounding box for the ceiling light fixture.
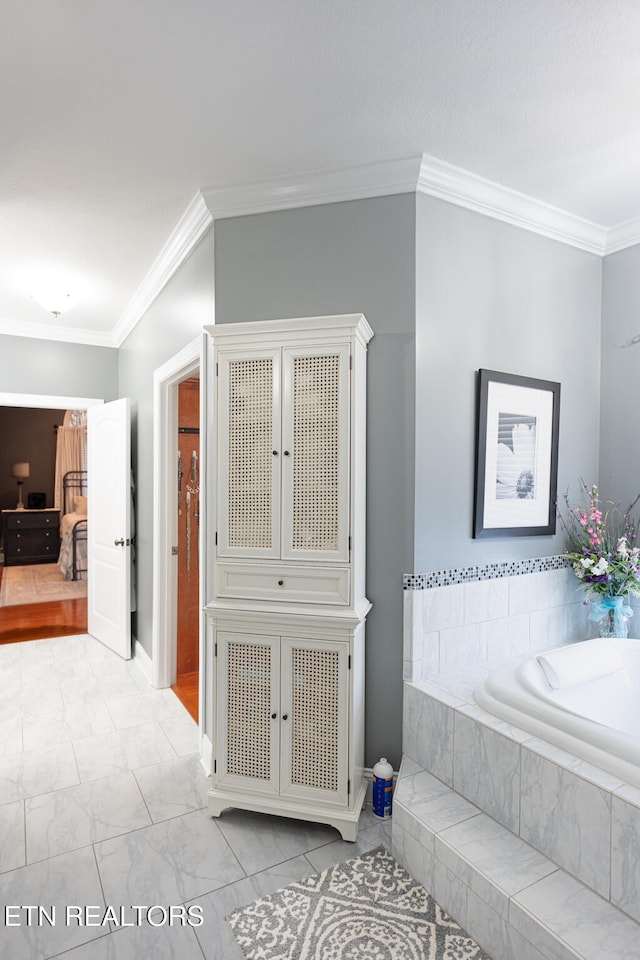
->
[30,289,79,317]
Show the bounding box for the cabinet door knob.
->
[272,450,278,456]
[283,450,290,456]
[277,580,284,586]
[271,712,277,719]
[282,714,288,721]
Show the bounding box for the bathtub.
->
[474,636,640,788]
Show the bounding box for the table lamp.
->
[11,462,30,510]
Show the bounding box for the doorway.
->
[151,336,204,732]
[0,392,102,643]
[172,376,200,721]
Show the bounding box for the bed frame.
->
[63,470,87,581]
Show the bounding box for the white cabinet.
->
[205,315,372,841]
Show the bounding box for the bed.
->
[58,470,87,581]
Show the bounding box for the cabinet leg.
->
[337,822,358,842]
[207,796,227,819]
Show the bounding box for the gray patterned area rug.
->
[227,846,491,960]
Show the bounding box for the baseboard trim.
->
[133,639,154,685]
[200,733,213,777]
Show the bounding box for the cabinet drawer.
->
[5,512,59,531]
[4,527,59,565]
[217,563,350,605]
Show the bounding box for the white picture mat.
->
[483,381,554,529]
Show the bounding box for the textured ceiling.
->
[1,0,639,342]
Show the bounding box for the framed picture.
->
[473,369,560,538]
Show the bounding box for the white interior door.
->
[87,398,132,659]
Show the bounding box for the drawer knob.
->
[277,580,284,586]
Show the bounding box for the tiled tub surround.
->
[402,670,640,911]
[403,561,593,682]
[396,559,640,959]
[396,675,640,959]
[392,756,640,960]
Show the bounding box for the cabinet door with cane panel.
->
[214,631,349,808]
[217,349,282,561]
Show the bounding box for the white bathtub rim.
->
[475,637,640,790]
[475,681,636,789]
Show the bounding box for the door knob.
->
[114,538,125,547]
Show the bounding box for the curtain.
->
[54,410,88,513]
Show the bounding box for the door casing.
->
[151,337,204,713]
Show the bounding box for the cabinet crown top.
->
[204,313,373,347]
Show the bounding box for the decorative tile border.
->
[403,555,569,590]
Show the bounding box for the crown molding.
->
[201,153,622,256]
[111,192,213,348]
[603,216,640,256]
[416,155,608,255]
[6,155,640,350]
[201,156,423,220]
[0,317,116,348]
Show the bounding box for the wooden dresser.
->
[2,509,60,566]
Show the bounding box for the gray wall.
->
[0,407,65,512]
[214,195,416,769]
[600,245,640,511]
[414,194,602,572]
[0,335,118,400]
[0,191,613,774]
[117,227,215,658]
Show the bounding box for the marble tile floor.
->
[0,634,391,960]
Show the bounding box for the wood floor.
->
[171,671,199,722]
[0,564,88,643]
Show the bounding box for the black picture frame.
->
[473,369,560,538]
